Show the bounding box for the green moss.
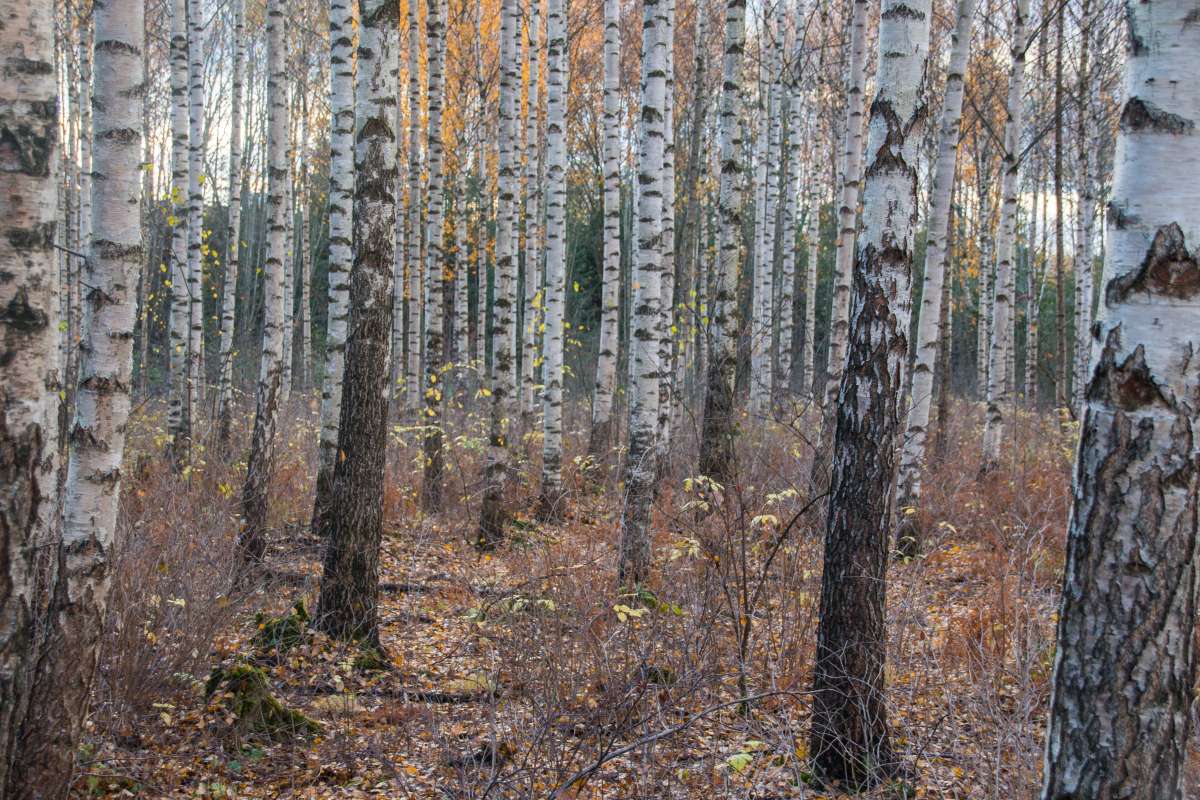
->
[351,644,390,673]
[205,663,321,739]
[254,599,309,654]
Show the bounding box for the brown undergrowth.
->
[75,394,1196,798]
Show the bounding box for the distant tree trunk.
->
[313,0,357,533]
[1052,0,1067,410]
[1041,2,1200,795]
[617,0,667,585]
[823,0,868,410]
[237,0,289,575]
[405,3,423,413]
[809,0,930,785]
[280,149,295,405]
[1070,0,1095,416]
[297,113,312,391]
[217,0,246,447]
[748,39,774,418]
[894,0,977,556]
[421,0,448,512]
[315,0,400,644]
[0,3,60,792]
[521,0,542,423]
[28,3,144,793]
[696,0,746,485]
[656,0,677,456]
[589,0,622,456]
[931,195,956,462]
[981,0,1030,471]
[776,82,801,398]
[186,0,205,418]
[803,174,819,397]
[166,0,191,470]
[538,0,567,519]
[454,188,470,364]
[478,0,520,548]
[810,0,868,484]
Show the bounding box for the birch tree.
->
[405,2,423,412]
[808,0,930,783]
[422,0,448,512]
[40,1,145,792]
[538,0,567,519]
[617,0,666,584]
[186,0,205,416]
[776,81,802,396]
[166,0,191,469]
[478,0,520,547]
[1041,2,1200,796]
[217,0,246,446]
[822,0,868,412]
[314,0,356,532]
[237,0,289,574]
[316,0,399,643]
[0,2,59,790]
[980,0,1030,471]
[521,0,542,422]
[894,0,978,557]
[696,0,745,484]
[588,0,622,455]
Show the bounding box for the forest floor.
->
[74,395,1200,798]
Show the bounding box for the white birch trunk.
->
[186,0,205,419]
[280,151,294,404]
[696,0,745,484]
[894,0,978,554]
[521,0,542,420]
[58,0,144,758]
[0,2,60,788]
[237,0,289,571]
[823,0,869,410]
[405,4,423,412]
[617,0,666,584]
[980,0,1030,469]
[421,0,449,511]
[809,0,931,780]
[479,0,521,545]
[589,0,622,454]
[804,175,819,397]
[777,84,802,396]
[217,0,246,443]
[314,0,356,530]
[455,188,470,364]
[749,61,771,417]
[539,0,567,518]
[166,0,191,468]
[656,0,677,452]
[1042,1,1200,794]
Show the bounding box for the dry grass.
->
[76,393,1196,798]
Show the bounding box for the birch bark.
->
[1042,1,1200,795]
[538,0,567,519]
[0,2,60,790]
[313,0,357,532]
[809,0,930,783]
[981,0,1031,470]
[316,0,400,644]
[696,0,745,484]
[217,0,246,446]
[237,0,289,574]
[588,0,622,455]
[894,0,978,555]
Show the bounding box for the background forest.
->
[1,0,1197,796]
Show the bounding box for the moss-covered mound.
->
[204,663,321,739]
[253,600,310,655]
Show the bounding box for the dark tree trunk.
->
[315,0,399,644]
